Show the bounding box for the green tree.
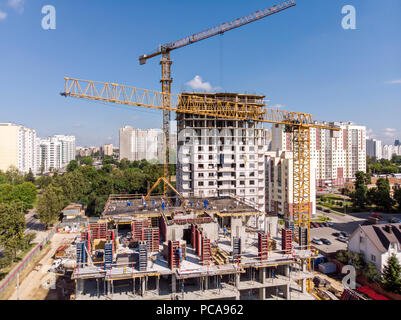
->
[36,175,52,190]
[66,160,79,172]
[80,157,94,166]
[0,184,14,203]
[86,193,107,217]
[381,254,401,294]
[374,178,394,212]
[350,171,368,209]
[37,186,66,228]
[11,182,37,211]
[5,167,24,185]
[363,262,380,283]
[24,169,35,183]
[0,202,26,261]
[393,186,401,210]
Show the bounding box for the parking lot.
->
[310,226,348,254]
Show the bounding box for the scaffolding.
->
[281,229,293,254]
[138,242,148,271]
[168,241,181,269]
[143,227,159,253]
[233,237,241,264]
[201,237,211,266]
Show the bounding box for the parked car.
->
[317,206,323,210]
[312,238,323,245]
[337,236,348,243]
[321,238,332,245]
[332,232,341,237]
[389,217,401,224]
[311,222,319,228]
[324,209,331,213]
[326,222,334,227]
[371,213,382,220]
[340,231,350,238]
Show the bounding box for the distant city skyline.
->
[0,0,400,146]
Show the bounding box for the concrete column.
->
[259,267,265,284]
[171,274,176,294]
[205,276,208,290]
[111,280,114,295]
[235,273,240,288]
[259,287,266,300]
[156,276,160,294]
[301,279,307,293]
[284,265,290,277]
[141,277,146,296]
[283,284,290,300]
[96,279,99,297]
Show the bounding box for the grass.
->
[311,215,332,222]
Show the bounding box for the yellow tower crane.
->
[61,78,339,292]
[138,0,297,187]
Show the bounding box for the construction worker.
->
[223,225,227,237]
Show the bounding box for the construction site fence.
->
[0,224,60,298]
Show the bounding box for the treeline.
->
[0,168,37,269]
[36,158,165,227]
[367,155,401,175]
[350,171,401,212]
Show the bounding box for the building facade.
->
[348,223,401,272]
[38,135,76,173]
[265,150,316,218]
[366,138,383,160]
[176,93,269,212]
[119,127,160,162]
[101,144,114,156]
[271,122,366,187]
[0,123,38,174]
[382,145,401,160]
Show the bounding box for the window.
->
[209,155,213,160]
[209,173,214,177]
[198,182,204,186]
[371,255,376,262]
[208,181,214,186]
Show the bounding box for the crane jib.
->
[143,0,296,60]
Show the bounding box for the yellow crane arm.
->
[61,77,338,131]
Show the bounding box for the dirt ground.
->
[6,232,78,300]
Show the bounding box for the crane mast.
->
[60,0,341,294]
[138,0,297,191]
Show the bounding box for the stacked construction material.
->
[143,227,160,253]
[168,240,181,269]
[201,237,211,265]
[298,226,309,248]
[89,222,108,240]
[76,241,87,265]
[132,219,149,241]
[104,241,113,270]
[233,237,241,264]
[258,232,269,261]
[138,242,148,271]
[281,229,292,254]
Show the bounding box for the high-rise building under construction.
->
[176,93,270,213]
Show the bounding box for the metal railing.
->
[0,224,59,298]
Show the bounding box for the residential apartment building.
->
[366,138,383,160]
[101,144,114,156]
[0,123,38,174]
[265,150,316,218]
[176,93,269,212]
[38,137,62,173]
[271,122,366,187]
[382,145,401,160]
[119,127,160,162]
[38,135,76,173]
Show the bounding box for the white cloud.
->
[366,128,377,139]
[383,128,397,137]
[7,0,24,14]
[186,75,213,91]
[0,10,7,20]
[386,79,401,84]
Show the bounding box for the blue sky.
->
[0,0,400,146]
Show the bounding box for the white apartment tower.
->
[176,93,269,212]
[119,127,160,162]
[54,135,76,166]
[265,150,316,218]
[0,123,38,174]
[271,122,366,187]
[366,138,383,160]
[38,137,62,172]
